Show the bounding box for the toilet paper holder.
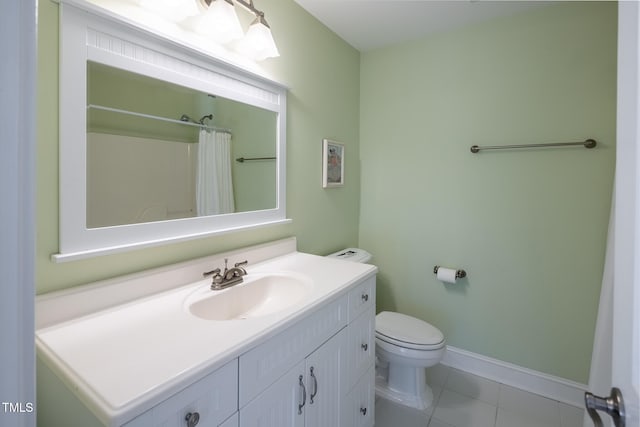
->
[433,266,467,279]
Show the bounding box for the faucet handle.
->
[234,260,248,274]
[203,268,221,277]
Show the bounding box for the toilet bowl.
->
[375,311,445,412]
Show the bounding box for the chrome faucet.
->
[203,259,248,290]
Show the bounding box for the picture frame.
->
[322,139,345,188]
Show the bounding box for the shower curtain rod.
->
[87,104,231,134]
[470,138,596,153]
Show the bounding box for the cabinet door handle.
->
[361,343,368,351]
[309,366,318,404]
[360,407,367,416]
[361,293,369,302]
[185,412,200,427]
[298,375,306,414]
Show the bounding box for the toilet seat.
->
[376,333,444,351]
[376,311,445,350]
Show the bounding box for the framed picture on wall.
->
[322,139,345,188]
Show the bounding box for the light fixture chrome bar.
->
[203,0,263,17]
[87,104,231,134]
[470,139,597,153]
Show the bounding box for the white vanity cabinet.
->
[238,275,376,427]
[36,240,378,427]
[239,330,347,427]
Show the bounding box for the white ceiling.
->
[293,1,554,52]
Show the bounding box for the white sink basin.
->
[187,273,313,321]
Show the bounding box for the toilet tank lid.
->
[376,311,444,346]
[325,248,372,263]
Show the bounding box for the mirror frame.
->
[54,2,288,262]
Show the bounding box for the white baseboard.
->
[441,346,587,408]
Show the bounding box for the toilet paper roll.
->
[437,267,458,284]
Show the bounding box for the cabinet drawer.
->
[342,365,375,427]
[348,275,376,321]
[346,307,375,391]
[126,359,238,427]
[239,295,347,407]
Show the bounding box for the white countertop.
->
[36,243,377,425]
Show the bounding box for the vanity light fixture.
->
[134,0,280,60]
[201,0,280,59]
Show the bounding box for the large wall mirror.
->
[55,3,288,261]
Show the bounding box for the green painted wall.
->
[36,0,361,294]
[359,2,617,383]
[215,97,278,213]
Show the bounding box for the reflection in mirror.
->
[56,4,287,261]
[86,62,277,229]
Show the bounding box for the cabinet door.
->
[239,296,347,406]
[342,366,374,427]
[304,329,348,427]
[239,361,306,427]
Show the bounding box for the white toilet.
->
[326,247,446,412]
[375,311,445,411]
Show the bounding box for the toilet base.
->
[374,364,435,413]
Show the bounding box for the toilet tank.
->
[326,248,372,263]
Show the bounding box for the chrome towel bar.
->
[470,138,596,153]
[236,157,276,162]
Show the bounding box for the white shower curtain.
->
[196,129,235,216]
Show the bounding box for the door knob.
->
[585,387,625,427]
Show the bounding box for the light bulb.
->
[193,0,244,44]
[236,18,280,61]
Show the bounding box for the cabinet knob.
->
[360,407,367,416]
[361,293,369,302]
[185,412,200,427]
[361,343,368,351]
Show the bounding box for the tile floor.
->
[374,364,585,427]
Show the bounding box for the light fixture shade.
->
[138,0,200,22]
[237,19,280,61]
[194,0,244,44]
